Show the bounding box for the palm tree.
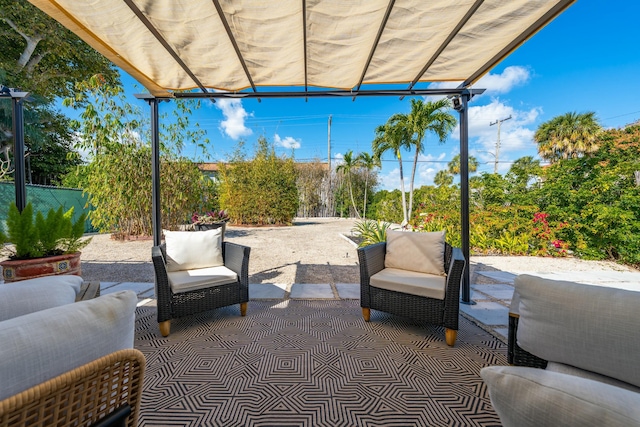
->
[447,154,479,175]
[356,152,379,220]
[402,98,457,219]
[336,150,361,219]
[434,170,453,187]
[372,116,411,225]
[534,112,602,163]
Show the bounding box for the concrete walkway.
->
[104,265,640,343]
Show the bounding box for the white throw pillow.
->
[384,229,445,276]
[165,228,223,272]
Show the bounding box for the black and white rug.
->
[135,300,505,426]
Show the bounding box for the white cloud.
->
[215,98,252,139]
[427,65,531,98]
[474,66,531,94]
[450,99,541,173]
[274,133,301,149]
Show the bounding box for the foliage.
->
[297,160,329,217]
[0,202,90,259]
[192,210,228,225]
[218,138,299,225]
[534,111,602,163]
[352,219,391,248]
[63,76,213,236]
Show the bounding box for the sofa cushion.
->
[0,290,137,401]
[384,229,445,276]
[546,362,640,393]
[168,265,238,294]
[370,267,446,300]
[515,274,640,388]
[0,275,84,321]
[165,228,223,272]
[481,366,640,427]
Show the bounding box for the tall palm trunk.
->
[363,173,369,220]
[347,173,361,219]
[398,155,408,226]
[408,149,419,224]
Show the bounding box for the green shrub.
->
[352,220,391,247]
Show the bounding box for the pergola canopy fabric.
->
[29,0,574,97]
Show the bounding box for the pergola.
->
[8,0,575,303]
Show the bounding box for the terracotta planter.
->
[0,252,82,283]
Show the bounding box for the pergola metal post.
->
[149,97,161,247]
[1,91,30,212]
[456,91,473,304]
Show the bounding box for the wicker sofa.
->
[357,230,466,346]
[481,274,640,426]
[0,276,144,427]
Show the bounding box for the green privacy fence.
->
[0,182,96,234]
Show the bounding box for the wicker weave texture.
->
[0,349,145,427]
[357,241,466,335]
[507,314,548,368]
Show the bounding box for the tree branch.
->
[2,17,43,71]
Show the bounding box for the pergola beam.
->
[169,88,485,99]
[211,0,258,95]
[122,0,208,93]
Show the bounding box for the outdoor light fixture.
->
[452,96,462,111]
[0,85,12,96]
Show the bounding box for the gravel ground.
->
[78,218,638,284]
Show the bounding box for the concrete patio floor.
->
[100,262,640,343]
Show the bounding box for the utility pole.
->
[489,115,511,173]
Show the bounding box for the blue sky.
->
[114,0,640,191]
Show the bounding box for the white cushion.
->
[0,290,137,401]
[515,274,640,388]
[164,228,223,272]
[168,265,238,294]
[370,268,446,300]
[481,366,640,427]
[546,362,640,393]
[384,229,445,276]
[0,275,84,321]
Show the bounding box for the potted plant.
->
[191,209,229,231]
[0,202,92,282]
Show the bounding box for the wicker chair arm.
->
[151,245,173,311]
[357,242,386,281]
[0,349,145,427]
[223,242,251,286]
[441,247,465,330]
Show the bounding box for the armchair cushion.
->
[0,275,84,321]
[165,228,223,272]
[481,366,640,427]
[168,265,238,293]
[384,230,445,276]
[0,290,137,401]
[370,268,446,300]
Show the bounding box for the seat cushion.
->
[384,229,445,276]
[481,366,640,427]
[0,275,84,321]
[370,267,446,300]
[168,265,238,294]
[164,228,223,272]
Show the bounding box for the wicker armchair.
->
[152,239,250,337]
[357,238,465,346]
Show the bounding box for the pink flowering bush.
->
[191,209,229,225]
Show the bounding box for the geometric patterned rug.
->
[135,300,506,426]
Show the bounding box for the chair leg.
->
[240,302,248,316]
[445,328,457,347]
[159,320,171,337]
[362,307,370,322]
